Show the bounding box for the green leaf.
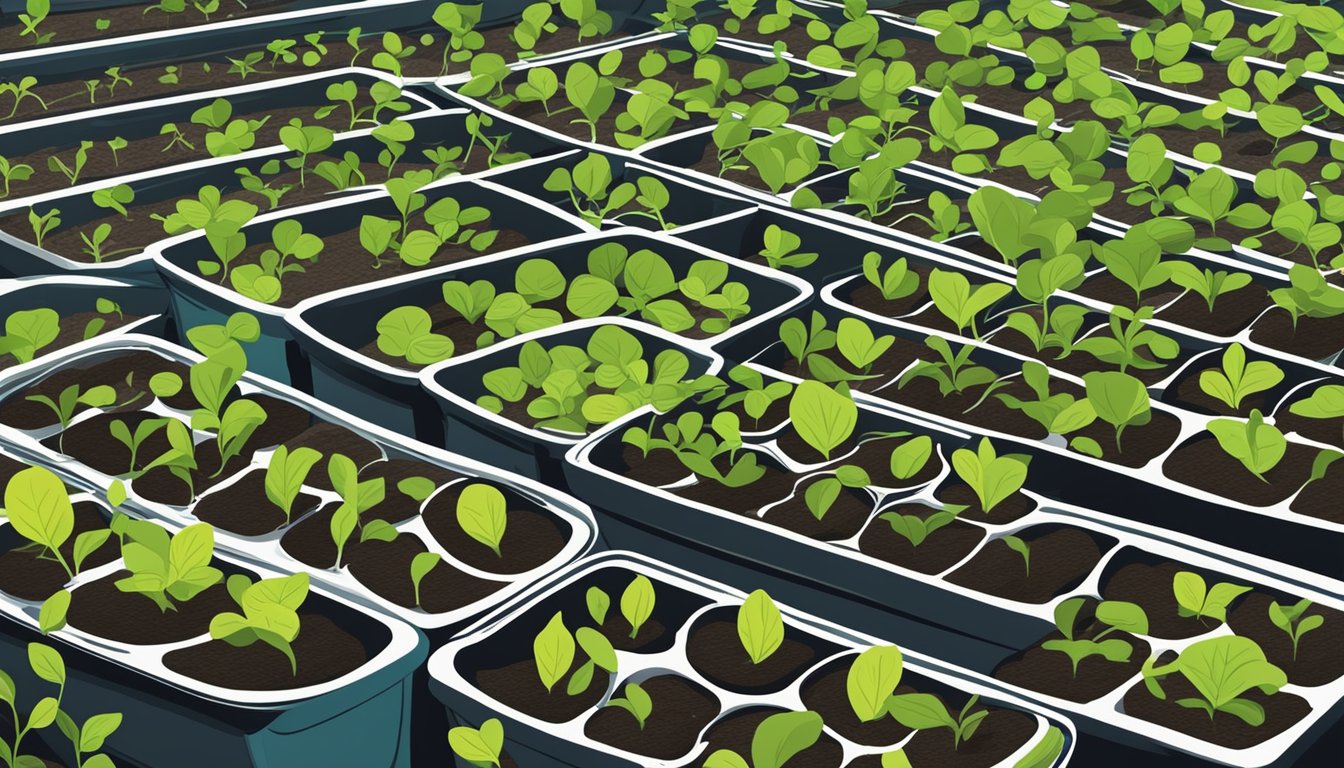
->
[448,718,503,767]
[950,438,1028,514]
[1206,410,1286,480]
[586,587,610,625]
[3,467,73,557]
[789,381,857,460]
[28,643,64,685]
[738,589,784,665]
[456,483,508,556]
[751,711,824,768]
[533,611,575,693]
[621,574,656,638]
[847,645,904,723]
[886,693,955,731]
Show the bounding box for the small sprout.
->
[568,626,618,696]
[704,711,824,768]
[788,380,857,460]
[28,206,60,249]
[264,446,323,524]
[846,645,904,723]
[620,574,656,639]
[887,693,988,750]
[38,589,69,635]
[738,589,784,665]
[448,717,504,768]
[586,586,610,625]
[1173,571,1251,624]
[1042,597,1149,677]
[1141,636,1285,726]
[950,438,1029,514]
[409,551,441,608]
[879,504,966,548]
[210,573,310,675]
[456,483,507,557]
[605,683,653,729]
[533,611,575,694]
[1206,410,1287,482]
[862,251,920,301]
[1268,599,1323,661]
[1003,535,1031,577]
[1199,344,1283,413]
[2,467,109,581]
[114,521,223,612]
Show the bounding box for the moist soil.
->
[280,503,354,569]
[1168,363,1272,417]
[0,0,298,53]
[891,373,1056,442]
[617,443,693,488]
[44,410,174,476]
[700,707,844,768]
[163,614,368,690]
[421,484,566,574]
[67,572,235,644]
[283,423,384,488]
[946,526,1110,604]
[844,270,937,321]
[1121,653,1311,749]
[1227,592,1344,687]
[0,502,117,600]
[1154,286,1272,340]
[937,485,1037,525]
[800,661,915,747]
[1290,457,1344,524]
[583,674,720,760]
[207,219,530,308]
[902,699,1038,768]
[760,480,873,541]
[346,534,503,613]
[192,469,319,536]
[671,459,798,516]
[1163,437,1317,507]
[0,351,187,430]
[1249,311,1344,361]
[685,617,817,695]
[133,450,251,506]
[857,503,986,575]
[475,654,609,724]
[772,432,944,489]
[232,394,313,450]
[1072,273,1183,314]
[0,311,139,375]
[1066,406,1183,469]
[1101,557,1242,640]
[9,90,390,199]
[356,459,460,525]
[987,314,1191,389]
[995,613,1151,704]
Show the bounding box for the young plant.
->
[886,692,989,750]
[533,611,575,694]
[542,152,637,227]
[847,645,904,723]
[621,574,656,639]
[449,718,504,768]
[410,551,440,609]
[950,438,1029,514]
[375,306,455,365]
[0,155,34,198]
[928,269,1011,340]
[1073,306,1180,375]
[623,411,765,487]
[1173,571,1251,625]
[862,252,920,302]
[759,225,818,270]
[899,336,1000,397]
[788,380,857,461]
[327,453,388,567]
[738,589,783,664]
[82,296,123,340]
[18,0,53,45]
[1199,344,1283,412]
[996,361,1095,441]
[28,206,60,249]
[604,683,653,729]
[1141,636,1286,725]
[1042,597,1150,676]
[108,416,170,475]
[209,572,310,675]
[1269,599,1323,662]
[113,520,223,612]
[1,467,112,582]
[1167,261,1253,314]
[703,710,824,768]
[714,365,793,427]
[0,308,59,364]
[1083,371,1150,455]
[229,219,324,305]
[835,318,893,377]
[47,141,93,186]
[24,384,117,449]
[264,445,324,524]
[1206,410,1287,482]
[456,483,507,557]
[1288,384,1344,422]
[2,644,116,768]
[279,119,335,188]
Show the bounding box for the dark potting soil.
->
[1069,406,1183,469]
[503,96,711,148]
[236,394,313,452]
[346,534,503,613]
[0,311,139,376]
[686,617,817,695]
[1155,285,1272,340]
[775,339,924,395]
[891,374,1053,442]
[761,480,873,542]
[45,410,175,476]
[1121,654,1311,749]
[0,0,298,53]
[672,463,798,516]
[280,503,351,569]
[844,271,937,322]
[1072,273,1183,314]
[421,484,566,574]
[1227,592,1344,687]
[475,655,609,724]
[164,613,369,690]
[700,707,844,768]
[1274,397,1344,449]
[192,469,319,536]
[1290,458,1344,525]
[583,674,720,760]
[618,443,693,488]
[987,315,1189,389]
[946,526,1110,604]
[283,423,384,489]
[1249,311,1344,361]
[937,485,1037,525]
[67,571,235,644]
[0,502,117,601]
[995,610,1151,704]
[902,698,1038,768]
[799,660,915,747]
[9,95,383,199]
[132,450,250,506]
[1100,557,1243,640]
[211,220,530,308]
[1163,436,1317,507]
[0,453,25,489]
[0,351,186,430]
[356,458,460,525]
[597,614,669,654]
[771,432,943,489]
[857,503,986,575]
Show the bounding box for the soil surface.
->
[1100,557,1245,640]
[583,674,720,760]
[1163,437,1317,507]
[946,526,1110,604]
[0,0,298,52]
[192,469,318,536]
[685,616,818,695]
[475,654,609,724]
[857,503,985,575]
[421,484,567,574]
[0,502,117,600]
[345,534,503,613]
[800,659,915,747]
[699,707,844,767]
[67,571,235,644]
[163,613,368,690]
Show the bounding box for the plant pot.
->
[0,485,428,768]
[428,550,1077,768]
[0,67,436,207]
[288,226,809,442]
[151,166,590,384]
[0,274,168,376]
[420,317,724,483]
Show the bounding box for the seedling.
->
[108,416,170,475]
[887,692,988,750]
[1042,597,1150,676]
[624,410,765,487]
[1083,371,1150,455]
[789,380,857,461]
[835,318,893,376]
[738,589,783,664]
[27,206,61,249]
[1002,535,1031,576]
[114,520,223,612]
[996,362,1096,445]
[1074,306,1180,375]
[605,683,653,729]
[18,0,53,45]
[622,574,656,639]
[804,464,869,520]
[703,710,824,768]
[899,336,1000,398]
[1199,344,1283,412]
[1288,384,1344,421]
[408,551,440,609]
[2,644,119,768]
[533,611,575,693]
[847,645,904,723]
[279,119,335,188]
[457,483,507,557]
[879,503,966,547]
[950,438,1030,514]
[0,308,58,364]
[1168,261,1252,314]
[862,252,920,302]
[449,717,504,768]
[327,453,388,567]
[82,297,124,340]
[542,153,638,227]
[929,269,1011,340]
[714,366,792,427]
[0,156,34,198]
[759,225,818,270]
[1269,599,1323,661]
[26,383,117,451]
[1206,410,1287,482]
[586,586,610,625]
[230,219,324,305]
[265,446,323,524]
[1141,636,1285,725]
[1,467,111,582]
[210,573,310,675]
[1174,571,1251,624]
[47,141,93,186]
